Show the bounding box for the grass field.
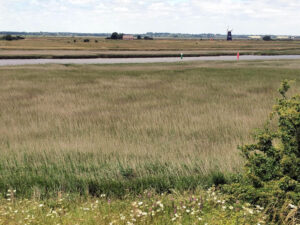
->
[1,60,300,199]
[0,188,267,225]
[1,37,300,58]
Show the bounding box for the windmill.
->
[227,27,233,41]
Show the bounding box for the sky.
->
[0,0,299,35]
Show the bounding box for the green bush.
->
[1,35,25,41]
[223,80,300,224]
[263,35,272,41]
[110,32,123,40]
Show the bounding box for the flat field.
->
[1,60,300,198]
[1,37,300,58]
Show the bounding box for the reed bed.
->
[0,60,300,197]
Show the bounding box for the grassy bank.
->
[1,37,300,51]
[0,51,295,60]
[1,61,300,198]
[0,52,240,59]
[0,188,267,225]
[1,37,300,59]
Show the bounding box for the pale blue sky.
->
[0,0,299,35]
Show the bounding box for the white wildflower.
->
[289,204,297,209]
[248,209,254,214]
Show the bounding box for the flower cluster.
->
[0,189,267,225]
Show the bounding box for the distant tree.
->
[16,36,25,40]
[137,35,142,40]
[111,32,123,40]
[144,36,153,40]
[2,35,13,41]
[263,35,272,41]
[117,33,123,39]
[1,35,25,41]
[111,32,119,39]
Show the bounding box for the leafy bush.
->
[144,36,153,40]
[223,80,300,224]
[110,32,123,40]
[210,171,227,186]
[263,35,272,41]
[1,35,25,41]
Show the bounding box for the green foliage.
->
[210,171,227,186]
[263,35,272,41]
[1,35,25,41]
[144,36,153,40]
[110,32,123,40]
[0,188,267,225]
[224,80,300,224]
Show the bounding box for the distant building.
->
[123,35,134,40]
[276,36,291,40]
[248,36,262,39]
[227,29,233,41]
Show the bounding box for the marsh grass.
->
[1,38,300,59]
[1,61,300,197]
[1,37,300,51]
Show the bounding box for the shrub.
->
[223,80,300,224]
[144,36,153,40]
[111,32,123,40]
[3,34,13,41]
[263,35,272,41]
[210,171,227,186]
[1,35,25,41]
[83,39,90,42]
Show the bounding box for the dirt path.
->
[1,55,300,66]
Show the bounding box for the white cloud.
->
[0,0,299,34]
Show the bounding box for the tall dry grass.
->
[1,37,300,52]
[0,61,300,197]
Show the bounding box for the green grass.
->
[1,61,300,198]
[1,37,300,59]
[0,188,268,225]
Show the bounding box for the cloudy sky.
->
[0,0,299,35]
